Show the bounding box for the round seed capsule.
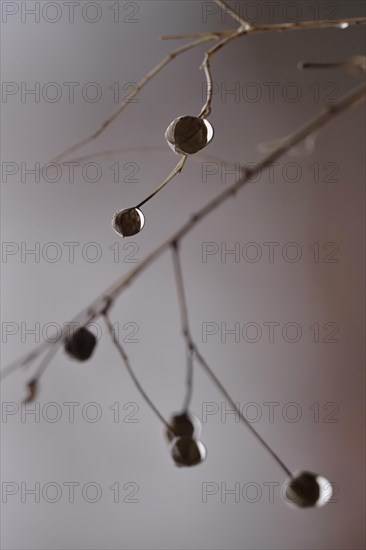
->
[165,116,214,155]
[285,471,333,508]
[112,207,145,237]
[165,411,202,443]
[65,327,97,362]
[170,437,207,467]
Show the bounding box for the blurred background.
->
[1,1,365,548]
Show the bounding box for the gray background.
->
[1,1,365,548]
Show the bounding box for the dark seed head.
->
[165,411,201,443]
[64,327,97,362]
[112,207,145,237]
[170,437,207,467]
[285,471,332,508]
[165,116,214,155]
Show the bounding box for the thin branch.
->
[0,302,106,381]
[161,17,366,40]
[50,36,216,164]
[3,83,365,379]
[301,61,351,70]
[61,146,229,166]
[22,344,61,403]
[214,0,252,29]
[190,341,293,478]
[136,155,188,209]
[46,13,366,203]
[171,242,193,412]
[255,17,366,31]
[1,343,51,380]
[299,57,366,74]
[31,342,61,384]
[161,31,235,40]
[199,30,244,118]
[103,82,366,303]
[103,311,171,431]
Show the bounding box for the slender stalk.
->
[214,0,252,29]
[61,146,229,166]
[31,343,61,384]
[136,155,188,209]
[161,31,235,40]
[199,30,244,118]
[1,343,50,380]
[301,62,350,70]
[1,304,105,380]
[161,17,366,40]
[171,242,194,412]
[103,311,171,431]
[103,83,366,302]
[22,344,62,403]
[190,341,293,478]
[50,36,216,164]
[299,58,366,73]
[3,83,365,379]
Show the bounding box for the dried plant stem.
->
[31,343,61,384]
[190,341,293,478]
[48,15,366,168]
[136,155,188,209]
[3,82,365,379]
[171,234,291,476]
[171,242,194,412]
[104,311,171,430]
[301,61,350,70]
[103,82,366,302]
[199,30,244,118]
[22,344,62,403]
[198,2,261,120]
[47,13,366,206]
[61,146,229,167]
[1,343,51,380]
[300,59,366,73]
[1,303,105,380]
[50,36,216,165]
[160,31,236,41]
[214,0,252,29]
[161,16,366,40]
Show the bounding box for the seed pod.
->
[170,437,207,467]
[65,327,97,362]
[165,411,202,443]
[112,207,145,237]
[285,471,332,508]
[165,116,214,155]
